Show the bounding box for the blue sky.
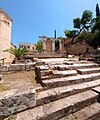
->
[0,0,100,46]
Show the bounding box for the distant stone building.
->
[40,35,92,56]
[39,36,73,53]
[0,8,13,63]
[19,42,36,50]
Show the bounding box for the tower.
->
[0,8,12,63]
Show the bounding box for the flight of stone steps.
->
[16,62,100,120]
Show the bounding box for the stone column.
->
[52,40,55,52]
[59,40,62,52]
[43,40,46,51]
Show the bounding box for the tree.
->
[64,29,78,38]
[6,47,28,60]
[64,10,92,43]
[91,4,100,48]
[73,10,93,32]
[66,10,93,43]
[81,10,93,30]
[73,18,81,29]
[96,3,100,17]
[64,5,100,48]
[35,40,43,52]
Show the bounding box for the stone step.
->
[42,73,100,89]
[52,63,99,71]
[53,70,77,77]
[77,67,100,75]
[92,86,100,95]
[42,70,77,80]
[36,79,100,106]
[16,90,98,120]
[59,102,100,120]
[0,75,2,80]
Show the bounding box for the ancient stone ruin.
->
[1,58,100,120]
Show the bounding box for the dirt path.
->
[0,71,41,91]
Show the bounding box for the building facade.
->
[0,8,13,63]
[19,42,36,50]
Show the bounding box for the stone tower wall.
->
[0,9,13,63]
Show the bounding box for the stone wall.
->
[45,38,52,52]
[0,8,12,63]
[66,41,92,55]
[0,87,36,118]
[0,63,35,73]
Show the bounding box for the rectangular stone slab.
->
[59,102,100,120]
[0,86,36,118]
[92,86,100,93]
[77,67,100,75]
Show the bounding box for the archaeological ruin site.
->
[0,4,100,120]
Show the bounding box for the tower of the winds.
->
[0,8,13,63]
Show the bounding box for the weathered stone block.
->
[8,64,25,71]
[25,63,35,71]
[0,87,36,118]
[0,65,8,72]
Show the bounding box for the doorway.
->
[55,40,60,52]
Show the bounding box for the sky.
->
[0,0,100,46]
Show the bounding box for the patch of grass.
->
[5,115,17,120]
[0,84,9,92]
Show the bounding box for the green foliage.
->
[77,30,100,48]
[73,18,81,29]
[64,10,93,39]
[91,4,100,48]
[92,16,100,32]
[74,10,93,31]
[36,40,43,52]
[7,47,27,60]
[81,10,92,24]
[78,31,94,43]
[64,29,78,38]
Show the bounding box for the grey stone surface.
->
[92,86,100,94]
[25,63,35,71]
[52,63,99,71]
[37,79,100,106]
[0,87,36,118]
[16,90,98,120]
[91,73,100,80]
[0,65,8,72]
[59,102,100,120]
[39,65,49,71]
[43,73,96,88]
[53,70,77,77]
[8,64,25,71]
[0,63,35,73]
[77,67,100,75]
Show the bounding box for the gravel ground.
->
[0,70,40,91]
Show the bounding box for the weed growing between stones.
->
[0,84,9,92]
[5,115,16,120]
